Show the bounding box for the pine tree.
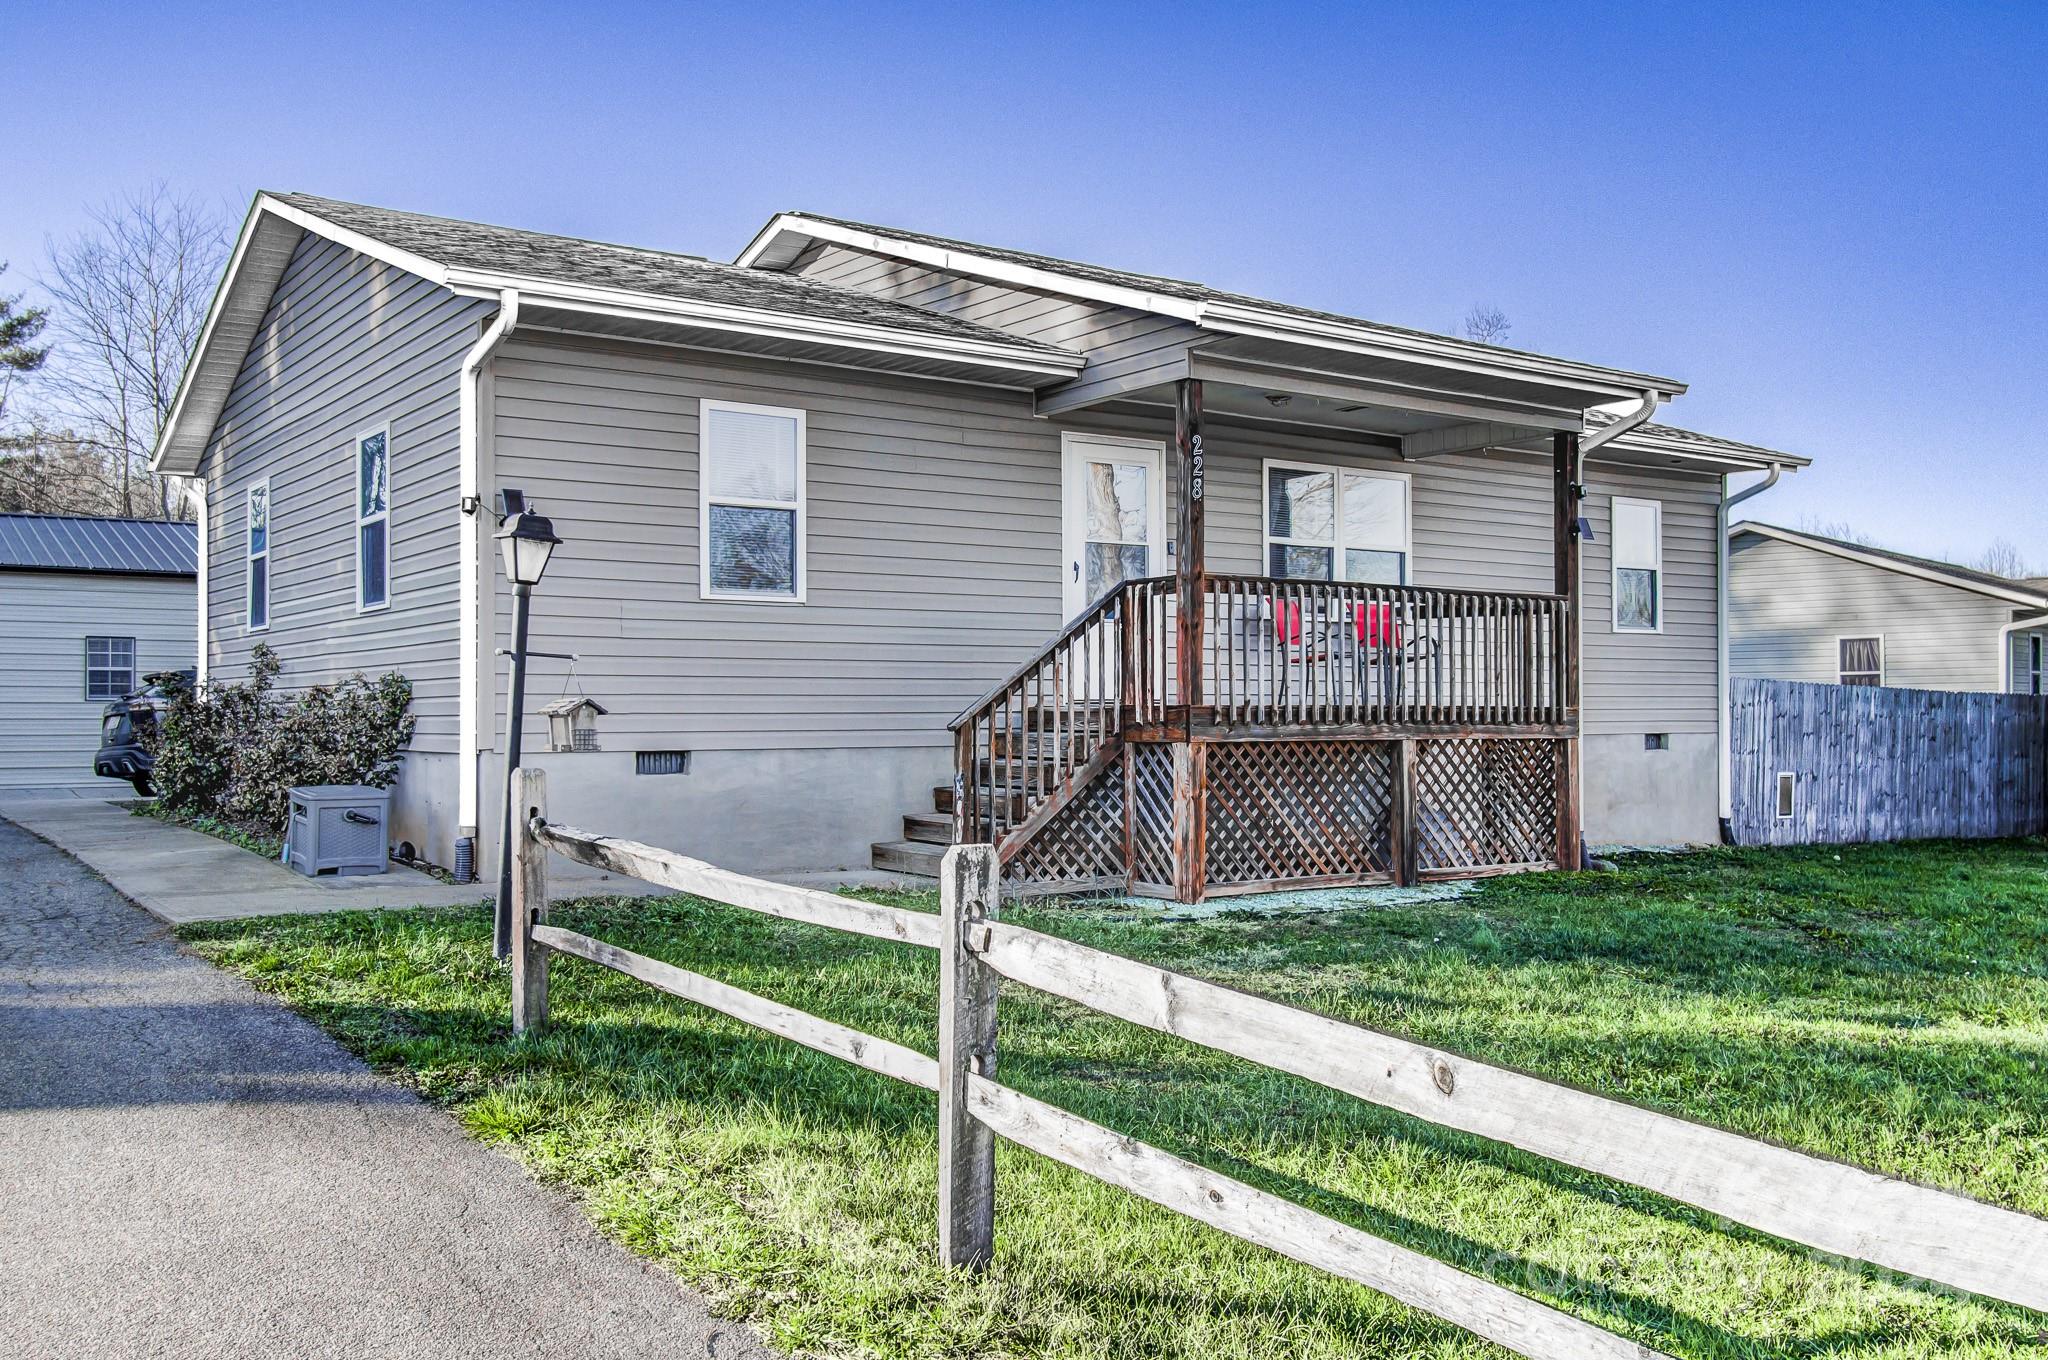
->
[0,262,50,422]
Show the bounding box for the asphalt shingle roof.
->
[774,212,1681,387]
[1742,522,2047,601]
[0,514,197,576]
[273,193,1079,362]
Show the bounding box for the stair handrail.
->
[947,575,1167,732]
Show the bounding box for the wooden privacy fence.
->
[1730,678,2048,846]
[505,768,2048,1359]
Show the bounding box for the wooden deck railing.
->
[506,788,2048,1359]
[950,575,1570,863]
[1198,575,1570,730]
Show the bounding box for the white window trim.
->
[1836,633,1884,686]
[2031,634,2043,696]
[246,476,270,633]
[1609,495,1663,634]
[1260,458,1413,584]
[84,635,138,702]
[698,398,808,604]
[355,422,392,614]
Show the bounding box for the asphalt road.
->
[0,817,771,1360]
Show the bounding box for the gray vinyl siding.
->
[1728,534,2019,692]
[201,234,490,752]
[2009,627,2048,694]
[792,242,1197,410]
[488,331,1719,750]
[0,571,195,790]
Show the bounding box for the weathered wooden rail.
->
[949,574,1575,898]
[506,774,2048,1358]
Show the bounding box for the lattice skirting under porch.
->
[1203,739,1396,892]
[1001,735,1564,899]
[1413,737,1559,876]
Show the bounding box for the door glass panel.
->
[1086,461,1149,544]
[1079,456,1150,605]
[1086,543,1150,603]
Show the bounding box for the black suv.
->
[94,669,194,796]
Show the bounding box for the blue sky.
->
[9,1,2044,565]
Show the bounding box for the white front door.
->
[1061,432,1167,622]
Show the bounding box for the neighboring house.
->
[150,193,1808,897]
[1729,522,2048,695]
[0,514,198,793]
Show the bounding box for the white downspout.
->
[190,477,209,687]
[457,291,520,876]
[1717,463,1784,836]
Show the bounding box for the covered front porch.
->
[953,335,1660,900]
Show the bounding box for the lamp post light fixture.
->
[494,490,561,962]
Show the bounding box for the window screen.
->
[1611,497,1661,631]
[85,636,137,701]
[1839,636,1882,686]
[702,402,803,599]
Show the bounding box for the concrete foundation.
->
[470,744,951,884]
[1581,731,1720,847]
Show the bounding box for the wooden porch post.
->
[1173,379,1207,902]
[1553,431,1584,870]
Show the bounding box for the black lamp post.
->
[494,490,560,962]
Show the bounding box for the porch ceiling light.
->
[1265,392,1293,406]
[496,506,561,586]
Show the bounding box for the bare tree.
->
[0,421,123,516]
[1460,304,1511,346]
[39,185,226,520]
[1972,537,2031,579]
[1796,515,1878,546]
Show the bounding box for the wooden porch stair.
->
[870,717,1102,879]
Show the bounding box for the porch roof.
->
[738,212,1690,418]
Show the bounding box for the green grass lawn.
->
[178,841,2048,1359]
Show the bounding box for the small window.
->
[1838,636,1883,686]
[85,636,137,701]
[356,424,391,611]
[1644,733,1669,751]
[1611,497,1661,632]
[246,478,270,630]
[700,400,805,601]
[1776,772,1796,820]
[1264,460,1411,584]
[2030,635,2042,696]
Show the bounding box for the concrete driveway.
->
[0,817,773,1359]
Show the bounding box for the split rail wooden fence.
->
[506,767,2048,1359]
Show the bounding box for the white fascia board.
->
[1730,521,2048,608]
[1189,354,1584,430]
[735,214,1209,321]
[1194,302,1687,402]
[1611,428,1811,471]
[256,195,453,285]
[454,269,1085,376]
[149,198,270,475]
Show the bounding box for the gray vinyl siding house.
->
[155,194,1807,886]
[0,515,197,792]
[1729,523,2048,695]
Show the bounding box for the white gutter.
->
[1717,463,1785,829]
[457,290,520,865]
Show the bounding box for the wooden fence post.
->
[510,765,549,1035]
[939,842,999,1269]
